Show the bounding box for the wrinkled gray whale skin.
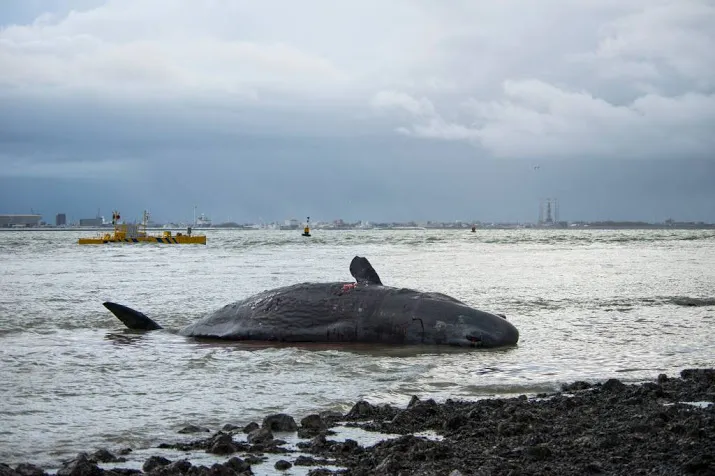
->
[103,256,519,348]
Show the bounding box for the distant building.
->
[79,217,103,226]
[280,218,299,230]
[0,214,42,227]
[56,213,67,226]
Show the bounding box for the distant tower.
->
[55,213,66,226]
[538,198,559,225]
[554,198,559,223]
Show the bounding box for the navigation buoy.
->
[302,216,311,237]
[471,225,476,232]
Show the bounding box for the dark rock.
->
[221,424,240,432]
[104,469,141,476]
[177,425,210,434]
[89,450,123,464]
[262,414,298,432]
[681,368,715,382]
[242,422,259,434]
[243,455,264,466]
[14,463,46,476]
[145,459,190,476]
[301,414,326,430]
[306,470,336,476]
[443,415,466,431]
[526,444,552,460]
[297,428,317,439]
[207,433,238,455]
[375,454,402,474]
[298,414,328,438]
[297,427,337,439]
[205,463,236,475]
[142,456,171,473]
[345,400,399,421]
[601,378,626,392]
[224,457,251,474]
[318,410,343,426]
[683,454,713,473]
[562,381,592,392]
[249,439,290,455]
[185,465,210,475]
[293,456,333,467]
[0,463,17,476]
[56,453,103,476]
[583,462,605,473]
[246,427,273,445]
[274,460,292,470]
[407,395,421,408]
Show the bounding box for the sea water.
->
[1,228,713,469]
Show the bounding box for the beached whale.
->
[103,256,519,348]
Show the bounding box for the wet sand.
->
[2,368,713,475]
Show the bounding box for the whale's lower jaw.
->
[179,323,520,348]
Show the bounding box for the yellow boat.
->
[78,210,206,245]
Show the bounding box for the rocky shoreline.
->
[2,368,714,476]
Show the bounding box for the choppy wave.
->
[3,229,713,253]
[215,229,715,248]
[503,295,715,313]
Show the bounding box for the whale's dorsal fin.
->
[349,256,383,285]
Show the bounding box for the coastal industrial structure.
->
[0,214,42,228]
[79,217,104,226]
[55,214,66,226]
[538,198,560,226]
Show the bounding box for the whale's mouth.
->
[466,334,482,344]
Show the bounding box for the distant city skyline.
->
[2,203,713,228]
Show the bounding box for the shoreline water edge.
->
[1,368,713,476]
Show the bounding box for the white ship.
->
[195,213,212,228]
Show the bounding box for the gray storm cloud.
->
[1,0,713,222]
[2,0,713,160]
[369,1,715,159]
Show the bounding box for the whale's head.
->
[448,308,519,348]
[415,295,519,348]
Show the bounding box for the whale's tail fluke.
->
[103,302,163,330]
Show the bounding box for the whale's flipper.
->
[103,302,163,330]
[349,256,382,285]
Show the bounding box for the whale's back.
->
[178,282,388,341]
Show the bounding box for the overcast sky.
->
[1,0,713,224]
